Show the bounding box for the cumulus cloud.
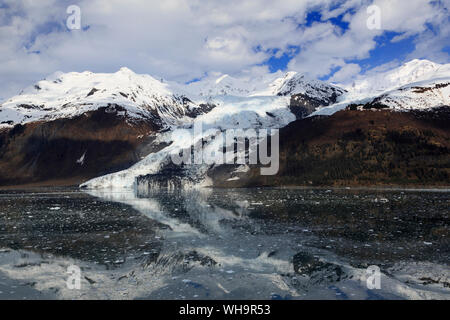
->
[0,0,448,100]
[329,63,361,83]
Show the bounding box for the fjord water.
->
[0,188,448,300]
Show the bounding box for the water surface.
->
[0,188,448,299]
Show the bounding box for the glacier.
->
[81,95,295,189]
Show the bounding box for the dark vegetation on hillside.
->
[217,107,450,187]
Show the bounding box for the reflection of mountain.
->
[86,188,249,236]
[88,188,450,265]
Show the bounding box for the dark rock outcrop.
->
[288,88,344,119]
[289,93,339,119]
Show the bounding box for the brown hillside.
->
[0,107,163,187]
[216,107,450,187]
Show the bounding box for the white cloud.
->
[0,0,315,98]
[286,0,449,82]
[329,63,361,83]
[0,0,448,99]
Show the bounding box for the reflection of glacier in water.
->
[0,188,449,299]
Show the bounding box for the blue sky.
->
[0,0,449,99]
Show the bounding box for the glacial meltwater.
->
[0,188,448,300]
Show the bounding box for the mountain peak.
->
[398,59,440,73]
[404,58,435,66]
[342,59,448,94]
[117,67,135,74]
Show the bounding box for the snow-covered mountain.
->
[0,67,346,130]
[341,59,450,94]
[312,59,450,116]
[186,74,258,97]
[1,66,346,188]
[0,59,449,189]
[361,80,450,111]
[76,73,348,189]
[274,72,345,100]
[0,67,208,129]
[186,71,345,100]
[2,59,448,130]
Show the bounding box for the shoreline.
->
[1,183,449,192]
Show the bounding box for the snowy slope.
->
[1,59,447,130]
[271,72,346,101]
[186,74,259,97]
[366,80,450,110]
[185,71,345,100]
[313,76,450,117]
[312,60,450,116]
[0,68,204,128]
[341,59,450,94]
